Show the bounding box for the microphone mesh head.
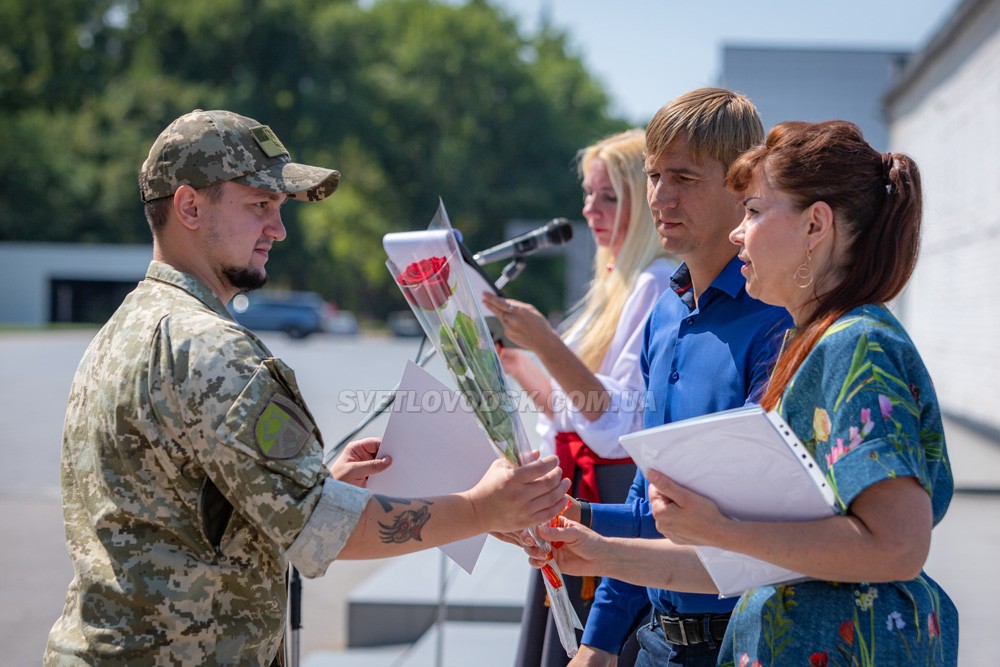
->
[547,218,573,244]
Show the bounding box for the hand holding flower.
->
[524,517,613,578]
[464,455,571,534]
[489,528,534,549]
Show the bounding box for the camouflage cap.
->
[139,109,340,203]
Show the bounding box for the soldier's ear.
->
[173,185,202,231]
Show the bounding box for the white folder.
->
[618,405,836,597]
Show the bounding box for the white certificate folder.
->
[618,405,836,597]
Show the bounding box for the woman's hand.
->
[650,469,933,583]
[647,470,729,547]
[493,344,554,416]
[482,292,608,422]
[328,437,391,488]
[497,345,530,377]
[481,292,558,353]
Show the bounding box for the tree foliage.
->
[0,0,627,317]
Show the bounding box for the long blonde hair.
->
[571,129,672,371]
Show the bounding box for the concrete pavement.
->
[2,329,997,666]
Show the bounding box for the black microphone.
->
[473,218,574,265]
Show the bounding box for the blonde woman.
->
[483,129,676,667]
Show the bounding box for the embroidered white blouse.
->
[534,257,675,458]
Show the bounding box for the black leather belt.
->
[655,611,731,646]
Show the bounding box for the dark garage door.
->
[49,278,139,324]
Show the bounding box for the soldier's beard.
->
[223,266,268,292]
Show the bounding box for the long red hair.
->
[726,121,922,409]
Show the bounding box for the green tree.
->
[0,0,627,319]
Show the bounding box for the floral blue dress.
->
[720,305,958,666]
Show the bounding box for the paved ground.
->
[2,329,997,666]
[0,329,428,665]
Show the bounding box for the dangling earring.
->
[794,247,813,289]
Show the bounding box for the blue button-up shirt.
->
[582,256,792,653]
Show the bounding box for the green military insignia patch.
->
[255,395,309,459]
[250,125,288,158]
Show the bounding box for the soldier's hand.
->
[489,528,533,548]
[464,455,569,533]
[329,437,391,488]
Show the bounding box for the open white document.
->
[365,360,498,574]
[618,405,836,597]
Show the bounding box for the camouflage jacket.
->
[45,261,369,666]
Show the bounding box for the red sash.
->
[554,431,634,503]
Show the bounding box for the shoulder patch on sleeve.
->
[255,395,310,459]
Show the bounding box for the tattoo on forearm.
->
[375,495,433,544]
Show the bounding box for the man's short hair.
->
[144,182,225,233]
[646,88,764,170]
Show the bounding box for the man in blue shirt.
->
[567,89,793,666]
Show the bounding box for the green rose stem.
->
[389,253,582,656]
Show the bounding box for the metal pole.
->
[288,566,302,667]
[435,551,448,667]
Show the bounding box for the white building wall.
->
[0,243,151,325]
[887,0,1000,431]
[720,47,910,151]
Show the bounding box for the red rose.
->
[396,257,452,310]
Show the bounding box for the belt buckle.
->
[661,614,689,646]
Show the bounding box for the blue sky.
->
[483,0,965,124]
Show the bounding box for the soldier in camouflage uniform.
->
[44,109,571,666]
